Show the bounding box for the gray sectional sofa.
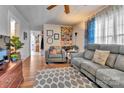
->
[71,44,124,88]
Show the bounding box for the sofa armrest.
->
[71,52,84,58]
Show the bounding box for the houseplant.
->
[6,36,24,62]
[72,45,79,51]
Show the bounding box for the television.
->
[0,49,8,61]
[0,35,10,64]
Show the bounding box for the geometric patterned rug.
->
[33,67,98,88]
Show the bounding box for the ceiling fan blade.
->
[64,5,70,14]
[47,5,57,10]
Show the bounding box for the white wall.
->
[43,24,61,50]
[43,24,85,51]
[72,22,86,52]
[0,5,30,60]
[43,24,73,50]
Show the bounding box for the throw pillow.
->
[50,49,57,54]
[83,50,95,60]
[92,49,110,65]
[56,49,62,54]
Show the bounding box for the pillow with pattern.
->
[92,49,110,65]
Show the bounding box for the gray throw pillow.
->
[114,55,124,71]
[106,54,118,68]
[83,50,94,60]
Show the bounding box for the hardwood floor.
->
[20,55,70,88]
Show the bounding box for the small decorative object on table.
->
[71,45,79,52]
[10,52,21,62]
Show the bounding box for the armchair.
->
[45,46,66,64]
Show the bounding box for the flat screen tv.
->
[0,49,8,61]
[0,35,10,63]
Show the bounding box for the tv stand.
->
[0,60,23,88]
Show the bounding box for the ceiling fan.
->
[47,5,70,14]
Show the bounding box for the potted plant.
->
[72,45,79,51]
[6,36,24,62]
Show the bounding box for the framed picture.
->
[4,36,10,43]
[23,32,27,40]
[54,33,59,40]
[47,37,53,44]
[47,30,53,36]
[0,35,3,39]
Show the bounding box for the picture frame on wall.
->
[47,30,53,36]
[23,32,27,40]
[47,37,53,44]
[54,33,59,40]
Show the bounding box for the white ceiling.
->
[15,5,105,30]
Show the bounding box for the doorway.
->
[30,31,42,55]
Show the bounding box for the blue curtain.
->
[87,18,95,44]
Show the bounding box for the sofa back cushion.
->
[99,44,120,54]
[106,53,118,68]
[119,45,124,55]
[114,55,124,71]
[113,46,124,71]
[87,44,100,51]
[83,50,94,60]
[92,49,110,65]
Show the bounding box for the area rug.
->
[33,67,98,88]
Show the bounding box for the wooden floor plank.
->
[20,55,70,88]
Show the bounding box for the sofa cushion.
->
[92,49,110,65]
[99,44,120,54]
[71,58,90,68]
[106,54,118,68]
[119,46,124,55]
[96,69,124,88]
[49,54,63,58]
[83,50,94,60]
[114,55,124,71]
[49,49,57,54]
[71,52,84,58]
[47,58,64,62]
[81,62,109,76]
[87,44,100,51]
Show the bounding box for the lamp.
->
[74,32,77,45]
[75,32,77,37]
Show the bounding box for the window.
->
[95,6,124,45]
[10,18,16,37]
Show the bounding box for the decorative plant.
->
[6,36,24,52]
[72,45,79,50]
[6,36,24,62]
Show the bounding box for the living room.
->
[0,1,124,91]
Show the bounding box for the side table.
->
[66,50,78,63]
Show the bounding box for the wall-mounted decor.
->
[0,35,3,39]
[54,33,59,40]
[61,26,73,46]
[23,32,27,40]
[47,37,53,44]
[4,36,10,44]
[47,30,53,36]
[0,35,10,49]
